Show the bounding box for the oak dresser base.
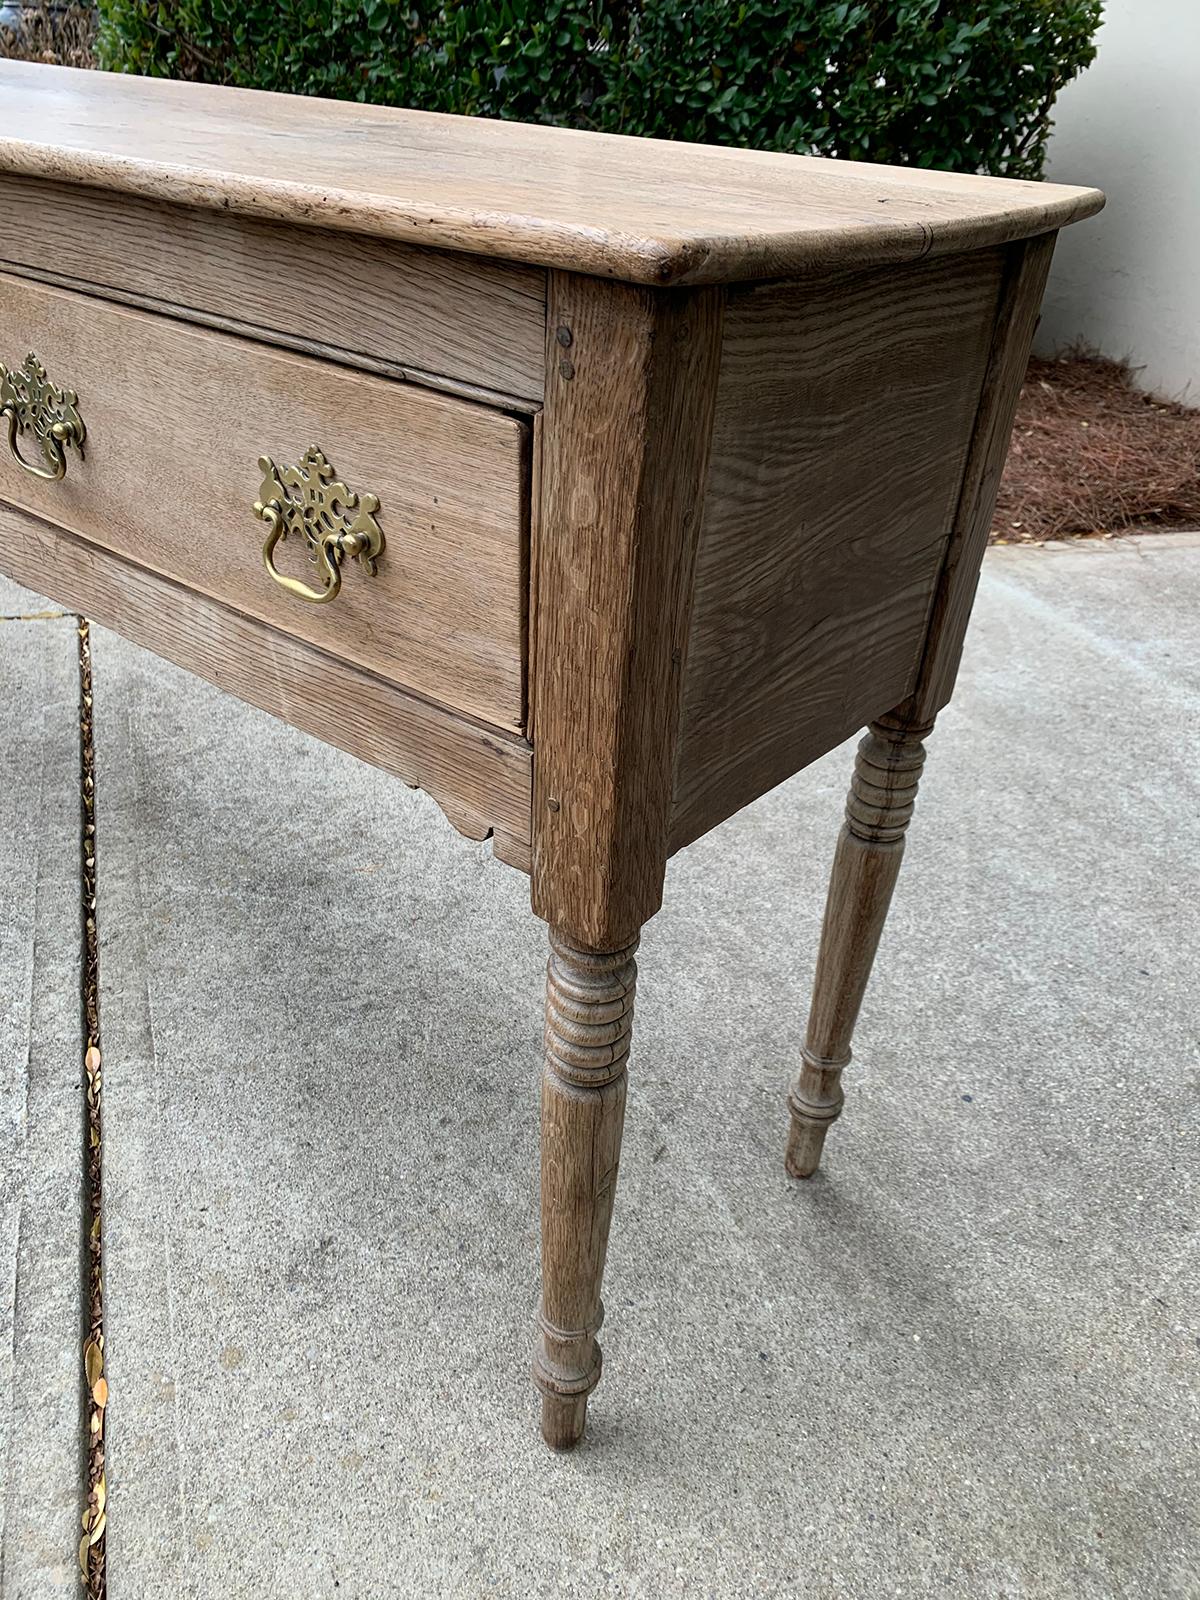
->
[0,61,1102,1451]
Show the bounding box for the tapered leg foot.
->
[787,710,933,1176]
[784,1130,825,1180]
[785,1065,845,1178]
[532,930,637,1450]
[540,1392,590,1452]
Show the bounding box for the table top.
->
[0,62,1103,287]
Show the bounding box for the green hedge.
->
[96,1,1101,179]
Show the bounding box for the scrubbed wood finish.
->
[786,710,933,1179]
[898,233,1058,722]
[0,63,1102,286]
[783,235,1056,1179]
[531,272,723,948]
[0,175,546,403]
[670,248,1004,850]
[0,69,1102,1453]
[533,931,638,1449]
[0,271,529,732]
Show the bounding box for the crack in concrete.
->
[78,618,107,1599]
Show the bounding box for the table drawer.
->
[0,272,528,731]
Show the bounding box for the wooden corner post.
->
[530,272,723,1447]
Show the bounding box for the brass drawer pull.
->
[254,447,385,606]
[0,353,86,481]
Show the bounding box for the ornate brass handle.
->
[0,353,86,481]
[253,447,385,606]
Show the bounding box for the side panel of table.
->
[670,245,1010,850]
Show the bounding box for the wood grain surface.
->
[533,930,638,1449]
[0,175,546,403]
[0,271,529,731]
[897,234,1057,723]
[531,273,723,948]
[670,248,1005,850]
[0,62,1103,287]
[0,503,533,850]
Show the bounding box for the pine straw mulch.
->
[992,351,1200,543]
[0,2,97,68]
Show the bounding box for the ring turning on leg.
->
[786,710,934,1178]
[533,930,638,1449]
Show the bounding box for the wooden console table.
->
[0,62,1101,1449]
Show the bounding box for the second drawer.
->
[0,271,529,731]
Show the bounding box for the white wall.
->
[1036,0,1200,400]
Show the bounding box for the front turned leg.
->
[533,929,637,1449]
[786,710,934,1178]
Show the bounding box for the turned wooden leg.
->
[532,929,637,1450]
[786,709,934,1178]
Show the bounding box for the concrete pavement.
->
[0,576,86,1598]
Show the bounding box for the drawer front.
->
[0,176,547,403]
[0,272,528,731]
